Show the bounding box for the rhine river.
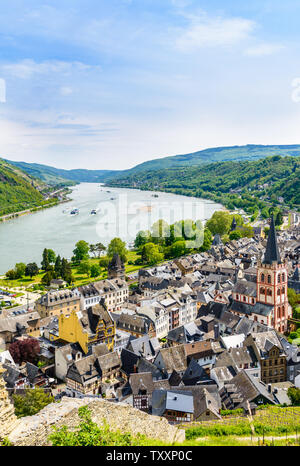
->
[0,183,223,274]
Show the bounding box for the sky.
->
[1,0,300,170]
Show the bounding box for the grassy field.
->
[179,407,300,446]
[0,251,144,290]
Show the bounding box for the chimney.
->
[268,383,272,393]
[214,324,220,340]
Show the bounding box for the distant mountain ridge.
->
[5,144,300,185]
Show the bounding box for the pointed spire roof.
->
[263,216,281,265]
[231,217,237,230]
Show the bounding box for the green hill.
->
[6,144,300,184]
[107,155,300,212]
[0,159,48,216]
[5,160,121,185]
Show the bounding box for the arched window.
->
[277,289,281,296]
[282,273,285,282]
[260,287,265,294]
[261,273,265,282]
[277,274,281,283]
[282,287,285,295]
[267,275,271,284]
[267,289,272,297]
[278,307,281,318]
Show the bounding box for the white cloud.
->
[60,86,73,96]
[175,14,256,51]
[244,43,285,57]
[1,60,95,79]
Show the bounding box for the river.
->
[0,183,223,274]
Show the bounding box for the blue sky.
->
[0,0,300,169]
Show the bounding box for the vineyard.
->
[183,407,300,440]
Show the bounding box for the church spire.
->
[263,216,281,265]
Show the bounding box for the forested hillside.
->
[107,155,300,213]
[0,159,48,216]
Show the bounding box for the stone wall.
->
[8,396,185,446]
[0,365,20,439]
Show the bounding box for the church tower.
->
[256,216,291,332]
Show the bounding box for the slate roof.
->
[156,345,187,373]
[231,300,273,317]
[263,216,282,265]
[129,372,155,395]
[152,389,194,416]
[233,280,257,297]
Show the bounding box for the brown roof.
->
[184,341,213,359]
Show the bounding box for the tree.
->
[72,240,90,262]
[61,258,74,284]
[170,240,186,258]
[54,255,62,276]
[141,243,164,265]
[287,387,300,406]
[90,264,101,278]
[275,211,283,227]
[15,263,26,279]
[229,230,243,241]
[206,211,232,236]
[77,261,91,277]
[9,338,40,365]
[134,230,151,249]
[151,220,170,244]
[13,388,54,418]
[41,248,50,270]
[6,269,17,280]
[25,263,39,279]
[107,238,128,263]
[89,243,106,258]
[42,271,55,286]
[47,249,56,264]
[199,228,213,252]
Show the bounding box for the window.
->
[261,274,265,282]
[267,275,271,284]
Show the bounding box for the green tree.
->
[5,269,16,280]
[151,220,170,244]
[90,264,101,278]
[14,263,26,279]
[25,263,39,278]
[206,211,232,236]
[54,255,62,276]
[275,211,283,227]
[13,388,54,418]
[141,243,164,265]
[287,387,300,406]
[199,228,213,251]
[72,240,90,262]
[134,230,151,249]
[41,271,55,286]
[229,230,243,241]
[61,258,74,284]
[47,249,56,264]
[107,238,128,263]
[41,248,50,270]
[78,261,91,277]
[170,240,186,258]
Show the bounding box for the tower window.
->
[261,274,265,282]
[260,287,265,294]
[267,275,271,284]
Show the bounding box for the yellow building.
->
[59,301,116,354]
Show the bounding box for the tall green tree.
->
[107,238,128,263]
[25,263,39,278]
[72,240,90,262]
